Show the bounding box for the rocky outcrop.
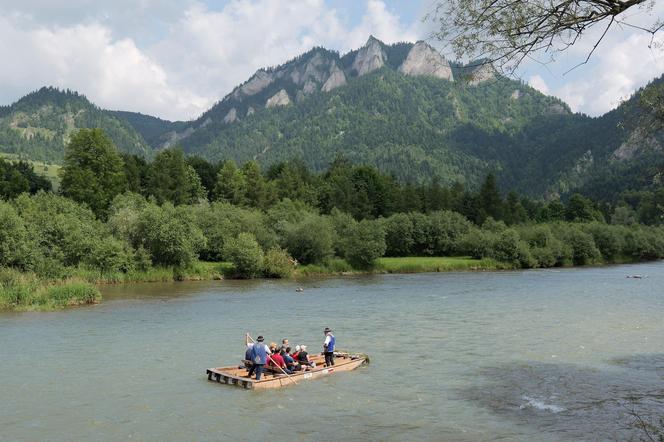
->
[162,126,194,149]
[613,128,662,160]
[352,36,386,76]
[467,64,495,85]
[266,89,291,108]
[246,107,255,116]
[234,70,274,98]
[322,63,346,92]
[398,41,453,81]
[303,79,317,94]
[223,108,238,124]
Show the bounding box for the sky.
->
[0,0,662,121]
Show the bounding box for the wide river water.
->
[1,262,664,441]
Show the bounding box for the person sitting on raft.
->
[296,345,315,368]
[282,347,303,372]
[267,343,292,374]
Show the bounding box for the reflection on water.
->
[1,262,663,441]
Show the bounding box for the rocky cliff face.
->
[467,64,496,85]
[234,70,274,98]
[157,37,504,148]
[398,41,453,81]
[266,89,291,108]
[322,63,346,92]
[352,36,386,76]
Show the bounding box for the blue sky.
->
[0,0,662,120]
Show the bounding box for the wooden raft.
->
[206,353,367,390]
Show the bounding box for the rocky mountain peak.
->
[398,41,453,81]
[352,36,387,76]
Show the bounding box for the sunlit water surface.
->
[2,263,664,441]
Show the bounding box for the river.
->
[1,262,663,441]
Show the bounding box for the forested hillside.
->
[1,38,663,201]
[0,87,152,163]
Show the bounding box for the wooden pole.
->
[247,334,298,385]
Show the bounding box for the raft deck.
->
[206,353,367,390]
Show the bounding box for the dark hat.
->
[324,327,332,333]
[257,335,264,342]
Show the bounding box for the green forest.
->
[1,128,663,311]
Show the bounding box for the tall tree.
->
[214,160,246,205]
[146,148,205,205]
[60,128,126,218]
[478,173,503,222]
[241,160,267,208]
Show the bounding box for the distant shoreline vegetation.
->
[1,128,663,311]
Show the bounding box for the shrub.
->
[263,247,295,278]
[341,219,387,269]
[459,228,493,259]
[136,202,206,267]
[383,213,414,257]
[559,227,601,265]
[281,214,335,265]
[429,210,472,256]
[224,233,264,278]
[0,201,31,269]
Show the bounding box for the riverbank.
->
[0,268,100,312]
[1,255,655,311]
[0,257,503,311]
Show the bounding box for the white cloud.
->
[553,33,664,115]
[149,0,420,117]
[528,75,550,95]
[0,0,421,120]
[0,16,210,120]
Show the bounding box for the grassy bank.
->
[295,256,511,276]
[0,268,100,312]
[71,261,230,284]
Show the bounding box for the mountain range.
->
[0,36,662,200]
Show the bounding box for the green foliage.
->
[565,193,604,222]
[193,202,277,261]
[60,128,127,217]
[383,213,415,257]
[14,192,130,277]
[146,148,205,205]
[339,219,387,269]
[214,160,246,205]
[0,158,51,199]
[281,213,335,265]
[0,267,100,311]
[224,232,264,278]
[0,87,151,163]
[263,247,295,278]
[0,201,30,268]
[133,202,206,267]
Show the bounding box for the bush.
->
[224,233,264,278]
[558,227,601,265]
[0,201,31,269]
[194,202,277,261]
[341,219,387,270]
[429,210,472,256]
[281,214,335,265]
[459,228,493,259]
[383,213,414,257]
[582,223,624,260]
[263,247,295,278]
[136,202,206,267]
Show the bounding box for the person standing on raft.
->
[323,327,335,367]
[247,335,270,380]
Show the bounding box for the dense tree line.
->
[0,128,663,280]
